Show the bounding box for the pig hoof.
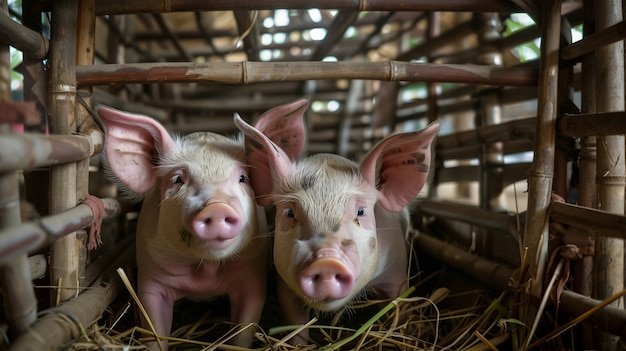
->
[300,258,354,300]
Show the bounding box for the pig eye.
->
[239,174,247,183]
[285,208,295,218]
[171,174,184,185]
[357,207,365,217]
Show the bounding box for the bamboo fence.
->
[2,0,626,350]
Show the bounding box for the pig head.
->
[234,100,438,336]
[98,106,276,350]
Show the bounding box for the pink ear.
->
[253,99,308,161]
[97,106,174,194]
[361,123,439,212]
[234,113,293,206]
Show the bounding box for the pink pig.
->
[98,105,302,350]
[234,99,438,342]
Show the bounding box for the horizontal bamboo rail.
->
[437,117,536,149]
[412,230,515,291]
[560,290,626,339]
[0,132,102,172]
[416,200,517,233]
[7,240,135,351]
[95,0,520,15]
[76,61,538,86]
[0,198,122,266]
[437,162,531,185]
[0,11,48,60]
[437,139,533,161]
[558,111,626,137]
[561,20,626,61]
[550,201,626,241]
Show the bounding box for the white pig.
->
[97,104,304,350]
[234,99,438,342]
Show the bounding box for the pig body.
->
[235,100,438,341]
[98,107,270,350]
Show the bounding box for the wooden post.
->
[520,0,561,346]
[48,0,80,304]
[594,0,625,349]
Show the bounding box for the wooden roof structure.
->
[2,0,626,350]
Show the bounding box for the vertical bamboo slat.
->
[48,0,80,304]
[594,0,625,349]
[520,0,561,346]
[74,0,97,293]
[573,0,597,347]
[0,0,38,337]
[476,12,504,211]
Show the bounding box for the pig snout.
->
[191,203,243,246]
[300,257,355,301]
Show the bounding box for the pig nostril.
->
[225,216,238,225]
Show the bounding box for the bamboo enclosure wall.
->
[1,0,626,350]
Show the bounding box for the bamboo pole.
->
[438,162,531,186]
[95,0,520,15]
[7,240,135,351]
[436,117,536,149]
[520,0,561,347]
[75,0,97,294]
[572,1,596,346]
[594,2,625,349]
[559,111,626,137]
[561,20,626,61]
[0,0,37,339]
[0,198,123,267]
[416,200,516,233]
[0,10,48,60]
[0,133,97,172]
[48,0,80,304]
[413,230,515,291]
[75,61,539,87]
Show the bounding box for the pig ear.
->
[253,99,308,161]
[235,113,293,206]
[97,106,174,194]
[361,123,439,212]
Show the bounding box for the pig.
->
[97,105,298,350]
[234,99,438,343]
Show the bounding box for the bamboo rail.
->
[0,198,123,267]
[550,201,626,241]
[416,200,516,233]
[75,61,539,87]
[558,111,626,137]
[413,230,515,291]
[437,162,531,186]
[561,20,626,61]
[0,11,48,60]
[7,240,135,351]
[436,117,536,149]
[0,133,100,172]
[0,1,37,340]
[95,0,520,15]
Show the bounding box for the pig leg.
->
[137,281,175,351]
[228,280,266,346]
[276,277,311,344]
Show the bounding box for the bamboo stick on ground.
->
[7,241,135,351]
